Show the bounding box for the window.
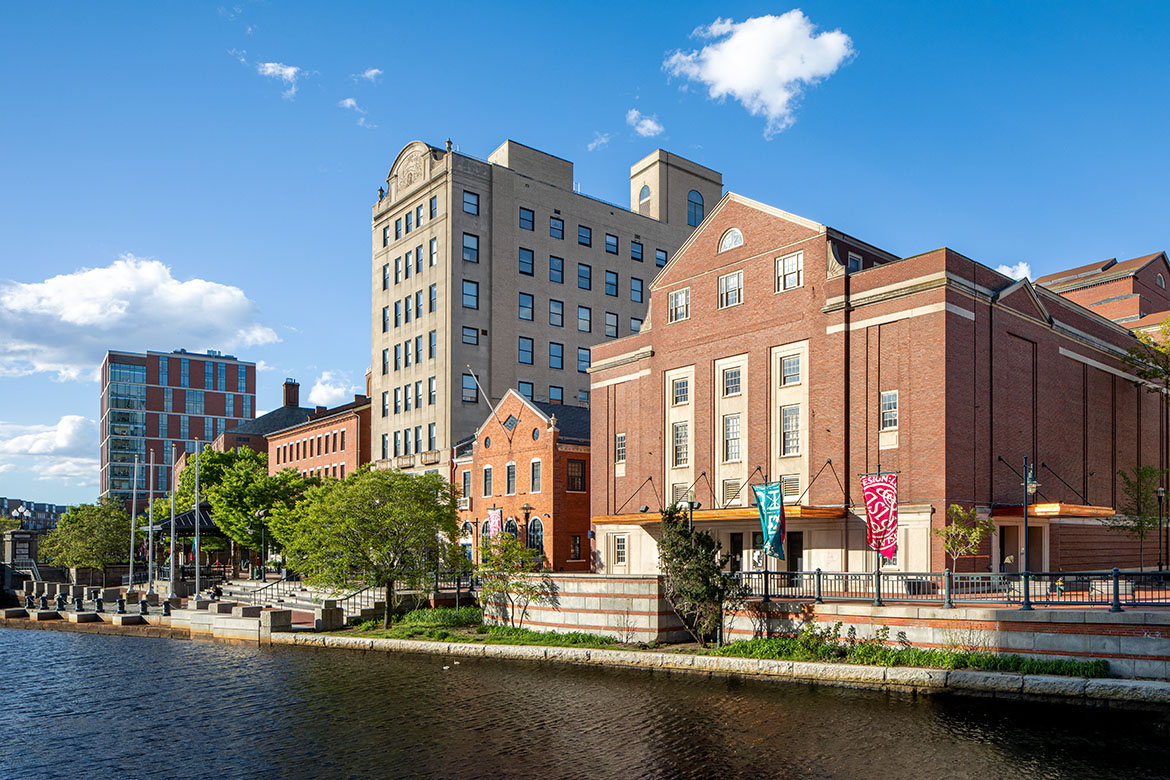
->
[519,247,534,276]
[549,342,564,369]
[185,390,204,415]
[519,292,534,321]
[428,376,436,405]
[462,374,478,403]
[605,311,618,338]
[631,317,643,334]
[723,414,741,462]
[605,270,618,296]
[462,326,479,345]
[550,216,564,239]
[429,237,438,266]
[782,355,801,386]
[415,379,422,408]
[395,218,402,239]
[848,252,862,273]
[668,288,690,323]
[518,381,534,400]
[615,433,626,463]
[429,195,437,219]
[415,246,423,274]
[567,459,586,491]
[462,470,471,501]
[1159,273,1167,289]
[429,329,436,359]
[383,433,390,460]
[519,336,534,364]
[572,264,593,294]
[382,391,389,417]
[577,305,591,333]
[405,211,412,234]
[781,405,800,456]
[672,422,689,466]
[416,204,424,226]
[549,386,563,404]
[403,340,411,367]
[527,517,544,551]
[880,390,899,430]
[530,460,542,492]
[687,190,704,226]
[382,263,390,290]
[225,394,234,417]
[655,249,667,267]
[638,184,651,214]
[723,367,741,396]
[462,280,479,309]
[403,383,411,410]
[428,422,436,451]
[550,256,564,284]
[382,349,389,375]
[578,225,591,247]
[578,389,590,406]
[462,233,479,263]
[394,387,401,414]
[383,226,391,247]
[463,191,479,215]
[631,241,643,262]
[504,518,518,538]
[404,251,412,279]
[577,347,590,373]
[719,271,743,308]
[672,378,689,405]
[164,388,173,412]
[404,295,412,323]
[395,257,402,284]
[414,426,422,453]
[631,277,643,303]
[519,207,534,231]
[506,463,517,495]
[778,251,804,291]
[383,305,391,332]
[549,299,564,327]
[571,535,581,560]
[605,233,618,254]
[429,283,437,313]
[482,466,492,496]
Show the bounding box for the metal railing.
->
[735,568,1170,611]
[247,575,302,605]
[11,559,42,582]
[334,571,478,618]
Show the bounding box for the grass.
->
[335,606,620,649]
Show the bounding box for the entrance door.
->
[728,533,744,572]
[1027,526,1044,572]
[785,531,804,588]
[999,526,1020,572]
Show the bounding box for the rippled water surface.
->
[3,628,1169,780]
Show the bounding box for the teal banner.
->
[752,482,785,560]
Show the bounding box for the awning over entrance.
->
[991,503,1114,518]
[145,501,221,534]
[591,505,849,526]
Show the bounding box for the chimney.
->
[283,378,300,407]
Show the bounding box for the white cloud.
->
[626,109,664,138]
[0,416,96,458]
[587,131,612,152]
[664,11,854,138]
[307,371,359,407]
[0,255,279,380]
[0,463,14,474]
[997,261,1032,280]
[36,458,99,486]
[338,97,363,112]
[352,68,382,83]
[256,61,302,99]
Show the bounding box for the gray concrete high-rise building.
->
[370,138,721,476]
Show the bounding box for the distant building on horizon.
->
[99,348,256,502]
[0,497,67,532]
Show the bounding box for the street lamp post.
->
[520,503,535,547]
[1158,487,1166,573]
[10,506,31,531]
[1021,456,1040,611]
[147,449,156,596]
[168,443,176,594]
[193,437,202,599]
[254,509,269,580]
[128,454,139,596]
[688,500,701,534]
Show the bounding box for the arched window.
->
[687,190,704,227]
[460,522,474,539]
[638,185,651,215]
[1158,273,1166,289]
[719,228,744,252]
[527,517,545,551]
[480,519,491,539]
[504,518,519,538]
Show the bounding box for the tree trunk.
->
[383,578,395,629]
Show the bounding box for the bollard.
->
[95,597,104,613]
[815,568,824,604]
[25,593,34,610]
[55,594,66,611]
[1111,567,1123,613]
[162,600,171,616]
[74,595,84,612]
[139,599,149,616]
[40,595,49,611]
[116,597,126,614]
[943,568,955,609]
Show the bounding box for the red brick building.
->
[268,396,372,480]
[453,389,591,571]
[588,193,1166,576]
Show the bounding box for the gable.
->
[997,279,1051,325]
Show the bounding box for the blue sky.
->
[2,1,1168,505]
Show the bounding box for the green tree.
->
[1122,319,1170,396]
[657,505,746,647]
[274,468,459,628]
[1101,465,1167,571]
[476,533,552,629]
[932,504,997,571]
[39,498,131,585]
[209,461,319,551]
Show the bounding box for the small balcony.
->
[395,454,416,469]
[420,449,442,466]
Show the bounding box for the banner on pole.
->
[487,508,502,537]
[751,482,786,560]
[860,473,899,561]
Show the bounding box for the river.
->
[2,628,1168,779]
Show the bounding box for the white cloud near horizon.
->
[0,416,99,487]
[664,11,854,138]
[626,109,664,138]
[36,458,99,486]
[0,255,279,381]
[587,131,612,151]
[996,261,1032,280]
[307,370,360,407]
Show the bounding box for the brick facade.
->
[268,397,372,480]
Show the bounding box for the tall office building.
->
[99,349,256,501]
[371,138,721,476]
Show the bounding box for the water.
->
[2,628,1169,780]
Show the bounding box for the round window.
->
[532,428,540,441]
[483,436,491,449]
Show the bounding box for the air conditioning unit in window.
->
[672,483,695,509]
[780,475,800,502]
[457,497,470,511]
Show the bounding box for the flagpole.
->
[169,443,176,594]
[194,437,201,599]
[128,455,138,597]
[147,449,155,596]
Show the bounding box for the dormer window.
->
[719,228,744,252]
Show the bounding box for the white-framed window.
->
[672,421,689,467]
[781,404,800,456]
[668,288,690,323]
[672,378,689,405]
[719,228,743,252]
[614,534,628,565]
[723,414,741,462]
[482,465,492,497]
[530,459,542,493]
[880,390,899,430]
[506,462,516,495]
[781,355,801,386]
[718,271,743,309]
[777,251,803,291]
[615,433,627,464]
[723,367,741,396]
[847,252,862,273]
[1159,273,1166,289]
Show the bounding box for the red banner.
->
[487,508,502,537]
[860,473,899,561]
